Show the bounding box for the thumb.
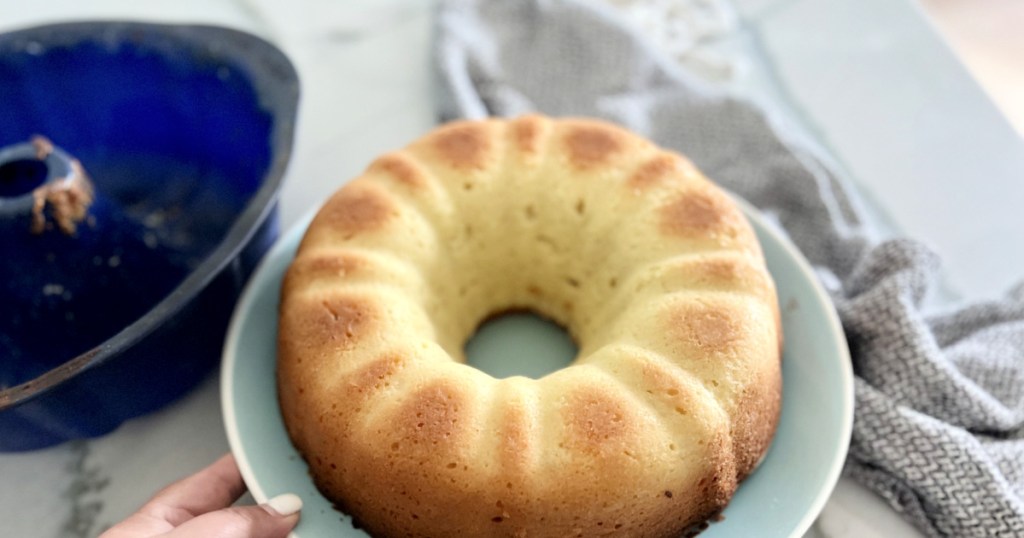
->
[163,493,302,538]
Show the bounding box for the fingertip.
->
[264,493,303,517]
[216,452,238,467]
[166,503,299,538]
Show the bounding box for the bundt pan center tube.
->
[278,115,783,537]
[0,22,298,452]
[0,136,94,234]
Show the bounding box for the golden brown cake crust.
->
[278,115,783,537]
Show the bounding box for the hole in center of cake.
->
[464,311,578,379]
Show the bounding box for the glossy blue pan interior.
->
[0,22,299,451]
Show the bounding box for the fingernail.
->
[264,493,303,516]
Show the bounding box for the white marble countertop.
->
[2,0,1021,537]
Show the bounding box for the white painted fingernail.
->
[265,493,303,516]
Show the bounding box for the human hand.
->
[101,453,301,538]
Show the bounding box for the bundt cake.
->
[277,115,782,537]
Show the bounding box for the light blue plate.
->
[222,200,854,538]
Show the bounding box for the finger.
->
[141,453,247,526]
[98,511,173,538]
[162,494,302,538]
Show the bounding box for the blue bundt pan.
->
[0,22,299,451]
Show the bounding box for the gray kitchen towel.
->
[434,0,1024,536]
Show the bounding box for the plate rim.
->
[732,196,855,537]
[222,201,855,538]
[221,212,316,506]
